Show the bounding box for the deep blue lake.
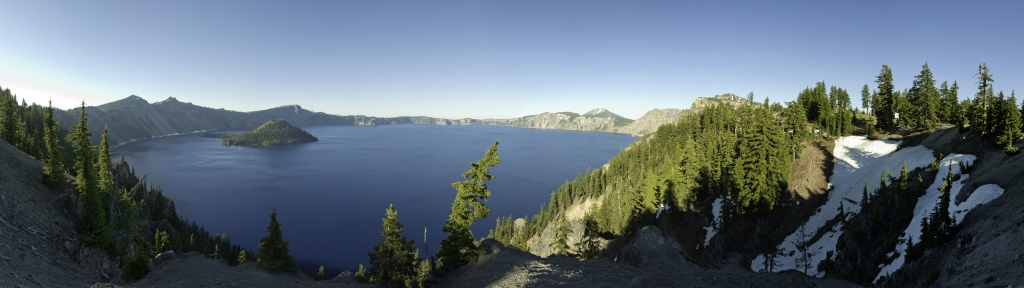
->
[112,124,635,273]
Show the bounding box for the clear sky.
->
[1,1,1021,119]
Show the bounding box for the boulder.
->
[480,238,505,254]
[151,251,177,267]
[617,226,686,268]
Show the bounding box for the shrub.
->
[120,247,151,282]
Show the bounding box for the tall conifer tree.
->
[972,63,994,133]
[257,209,298,273]
[367,204,420,287]
[69,102,110,248]
[911,63,940,129]
[43,101,65,182]
[861,84,871,113]
[875,65,896,129]
[436,141,500,273]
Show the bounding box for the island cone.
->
[222,119,318,147]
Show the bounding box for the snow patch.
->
[703,198,724,246]
[874,155,1003,282]
[752,136,935,277]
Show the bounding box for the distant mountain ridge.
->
[54,94,748,147]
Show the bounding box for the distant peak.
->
[584,108,609,116]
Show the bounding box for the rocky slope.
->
[0,137,124,287]
[504,125,1024,287]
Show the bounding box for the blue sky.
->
[1,1,1021,119]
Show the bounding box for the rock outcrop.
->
[616,226,687,268]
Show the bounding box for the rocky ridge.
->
[54,94,748,148]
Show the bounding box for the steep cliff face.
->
[502,111,625,132]
[619,108,686,136]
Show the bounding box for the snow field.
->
[752,136,935,277]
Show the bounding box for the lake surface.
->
[113,124,635,273]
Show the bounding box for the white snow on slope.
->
[874,154,1004,282]
[752,136,935,277]
[703,198,724,246]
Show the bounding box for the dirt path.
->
[435,241,859,288]
[130,252,373,287]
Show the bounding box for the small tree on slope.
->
[793,221,816,275]
[367,204,420,287]
[257,209,298,273]
[436,141,500,274]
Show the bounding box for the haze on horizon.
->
[1,1,1021,120]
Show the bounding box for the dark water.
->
[113,124,634,273]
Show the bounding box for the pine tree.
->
[898,161,909,211]
[43,101,65,183]
[793,221,815,275]
[367,204,419,287]
[999,91,1022,154]
[875,65,897,129]
[257,209,298,273]
[861,181,870,206]
[0,88,20,144]
[155,229,171,253]
[972,63,994,133]
[69,102,110,249]
[120,245,151,282]
[732,104,786,212]
[919,216,932,249]
[436,141,500,273]
[551,213,571,256]
[575,215,601,260]
[861,84,871,113]
[911,63,940,129]
[96,126,116,223]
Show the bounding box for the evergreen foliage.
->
[793,221,815,275]
[155,229,172,253]
[970,63,994,134]
[436,141,500,273]
[997,91,1022,154]
[575,215,601,260]
[0,86,254,276]
[70,102,112,249]
[490,100,794,250]
[367,204,421,287]
[257,209,298,273]
[120,246,151,282]
[732,100,788,212]
[355,264,367,282]
[874,65,897,129]
[42,101,66,184]
[910,63,941,129]
[551,213,571,256]
[861,84,871,112]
